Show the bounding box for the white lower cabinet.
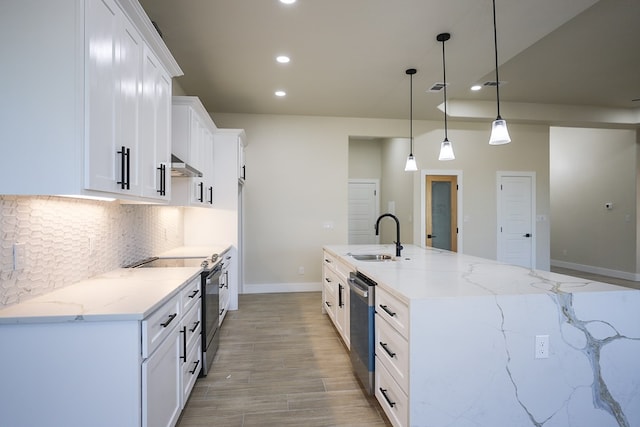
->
[142,324,181,427]
[374,286,410,427]
[0,276,201,427]
[321,250,352,348]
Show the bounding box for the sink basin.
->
[350,254,395,262]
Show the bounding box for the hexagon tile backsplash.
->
[0,196,184,308]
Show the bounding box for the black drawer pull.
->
[324,258,332,263]
[380,342,396,358]
[188,289,200,298]
[325,277,331,283]
[379,388,396,407]
[189,321,200,333]
[160,313,177,327]
[180,327,187,362]
[379,304,397,317]
[189,360,200,375]
[325,301,332,308]
[219,308,225,316]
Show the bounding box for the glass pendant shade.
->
[489,118,511,145]
[404,154,417,171]
[438,138,455,161]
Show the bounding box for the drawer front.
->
[375,313,409,393]
[375,357,409,427]
[322,279,337,321]
[181,277,201,314]
[376,287,409,339]
[142,294,181,358]
[323,268,337,297]
[182,302,202,351]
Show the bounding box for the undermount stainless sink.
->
[350,253,395,262]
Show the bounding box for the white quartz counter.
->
[0,267,202,324]
[324,244,632,302]
[157,244,231,259]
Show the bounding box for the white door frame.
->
[496,171,536,268]
[420,169,463,251]
[348,179,380,244]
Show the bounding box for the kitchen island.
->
[324,244,640,427]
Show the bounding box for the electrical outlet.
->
[535,335,549,359]
[13,243,26,271]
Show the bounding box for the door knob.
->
[524,233,531,238]
[427,234,437,239]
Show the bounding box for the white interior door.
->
[497,172,535,268]
[348,180,379,244]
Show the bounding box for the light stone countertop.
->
[0,267,202,324]
[324,244,635,303]
[157,244,231,259]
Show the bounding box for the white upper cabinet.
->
[0,0,181,201]
[171,96,217,207]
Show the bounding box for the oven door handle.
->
[348,277,368,298]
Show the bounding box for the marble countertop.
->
[324,244,635,303]
[0,267,202,324]
[157,244,231,259]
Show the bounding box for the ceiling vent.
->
[483,80,507,87]
[428,82,447,92]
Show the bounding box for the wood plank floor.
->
[177,292,391,427]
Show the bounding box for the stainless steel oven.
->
[348,271,376,395]
[126,254,221,377]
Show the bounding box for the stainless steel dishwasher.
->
[348,271,376,395]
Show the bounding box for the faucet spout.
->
[374,213,403,257]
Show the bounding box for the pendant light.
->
[437,33,455,161]
[488,0,511,145]
[404,68,418,171]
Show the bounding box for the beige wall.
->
[211,112,551,289]
[550,127,638,277]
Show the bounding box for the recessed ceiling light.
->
[275,90,286,97]
[276,55,290,63]
[280,0,296,4]
[470,85,482,91]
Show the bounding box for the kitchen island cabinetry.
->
[324,244,640,427]
[0,267,202,427]
[0,0,180,201]
[322,250,352,348]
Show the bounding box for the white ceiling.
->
[138,0,640,123]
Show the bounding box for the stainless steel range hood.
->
[171,154,203,177]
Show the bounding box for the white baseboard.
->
[243,281,322,294]
[550,259,640,282]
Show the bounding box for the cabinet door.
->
[142,326,181,427]
[85,0,142,195]
[140,44,171,200]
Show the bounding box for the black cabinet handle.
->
[524,233,532,238]
[125,147,131,190]
[242,165,246,180]
[160,313,177,327]
[379,304,397,317]
[157,164,166,195]
[117,146,127,189]
[379,388,396,408]
[380,342,396,358]
[338,284,343,307]
[325,277,332,283]
[325,301,332,308]
[180,326,187,362]
[219,308,225,316]
[189,320,200,333]
[324,258,332,264]
[208,186,213,204]
[197,182,204,202]
[188,289,200,298]
[189,360,200,375]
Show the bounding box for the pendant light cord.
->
[441,38,448,140]
[492,0,502,119]
[406,68,416,155]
